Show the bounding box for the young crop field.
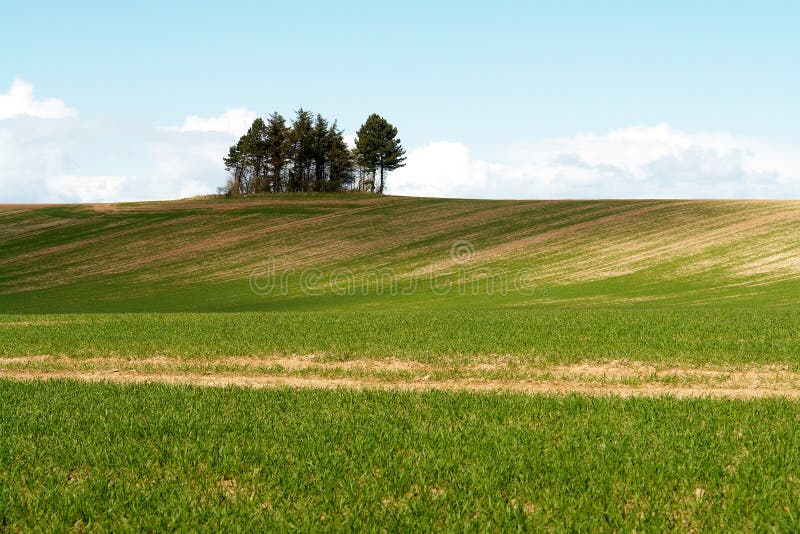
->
[3,379,800,531]
[2,195,800,528]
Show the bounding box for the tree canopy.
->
[220,111,404,196]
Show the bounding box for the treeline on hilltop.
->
[221,110,406,196]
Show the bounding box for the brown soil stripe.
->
[3,357,800,399]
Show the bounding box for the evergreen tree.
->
[286,109,315,192]
[327,122,355,191]
[354,122,378,192]
[240,118,269,193]
[265,112,288,192]
[220,109,399,196]
[222,139,246,195]
[311,114,331,191]
[354,114,406,194]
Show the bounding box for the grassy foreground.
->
[2,379,800,531]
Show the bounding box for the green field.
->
[3,308,800,366]
[3,194,800,529]
[3,380,800,531]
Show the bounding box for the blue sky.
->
[2,1,799,201]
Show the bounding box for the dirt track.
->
[3,356,800,399]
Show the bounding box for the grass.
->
[2,379,800,531]
[4,195,800,527]
[2,308,799,367]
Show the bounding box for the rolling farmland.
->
[2,194,800,529]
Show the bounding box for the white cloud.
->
[146,130,229,196]
[0,115,224,203]
[169,108,256,136]
[389,124,800,199]
[45,175,128,203]
[0,79,234,203]
[0,79,77,120]
[391,141,497,198]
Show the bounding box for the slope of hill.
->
[2,194,800,312]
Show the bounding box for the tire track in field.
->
[3,356,800,399]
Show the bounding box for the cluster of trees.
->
[221,110,406,195]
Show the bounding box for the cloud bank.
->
[0,80,254,203]
[390,124,800,199]
[45,175,128,203]
[2,80,800,203]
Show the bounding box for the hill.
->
[2,194,800,313]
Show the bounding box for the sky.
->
[1,0,799,202]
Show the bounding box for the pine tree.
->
[354,114,406,194]
[240,118,269,193]
[286,109,315,192]
[222,139,246,196]
[311,114,331,191]
[327,122,355,191]
[220,110,401,196]
[265,112,288,192]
